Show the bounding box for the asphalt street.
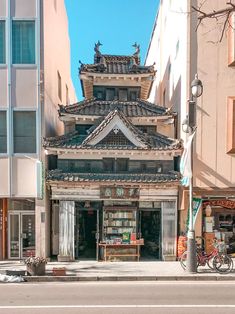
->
[0,281,235,314]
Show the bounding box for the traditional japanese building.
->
[44,43,182,261]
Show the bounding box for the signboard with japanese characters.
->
[100,186,139,199]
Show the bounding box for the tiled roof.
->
[59,99,170,117]
[47,170,180,184]
[44,110,182,151]
[80,54,154,75]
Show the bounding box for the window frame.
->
[116,158,129,172]
[57,71,62,101]
[118,88,128,101]
[0,110,7,154]
[12,19,36,65]
[13,110,37,155]
[103,158,115,172]
[106,88,115,101]
[0,20,6,65]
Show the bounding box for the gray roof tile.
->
[47,170,180,184]
[44,109,182,151]
[59,99,171,117]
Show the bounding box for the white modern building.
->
[146,0,235,253]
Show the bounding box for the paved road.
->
[0,281,235,314]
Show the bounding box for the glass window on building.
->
[106,88,115,101]
[12,21,35,64]
[66,84,69,105]
[0,111,7,153]
[58,71,62,101]
[103,158,114,172]
[116,158,128,172]
[119,89,128,101]
[0,21,6,64]
[13,111,36,153]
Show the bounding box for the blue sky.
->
[65,0,159,101]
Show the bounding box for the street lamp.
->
[182,74,203,273]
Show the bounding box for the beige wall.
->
[195,0,235,189]
[0,158,9,196]
[11,67,38,108]
[42,0,76,137]
[11,0,36,17]
[0,0,6,17]
[0,68,7,107]
[11,157,37,196]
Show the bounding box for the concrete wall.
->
[42,0,76,138]
[147,0,235,190]
[195,0,235,189]
[145,0,192,141]
[0,0,40,198]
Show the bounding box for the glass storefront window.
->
[161,201,177,257]
[8,199,35,211]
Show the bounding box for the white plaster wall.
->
[11,0,36,18]
[0,68,7,107]
[145,0,191,142]
[0,158,9,196]
[11,157,37,196]
[11,67,38,108]
[42,0,77,138]
[195,0,235,189]
[0,0,6,17]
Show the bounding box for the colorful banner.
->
[186,197,202,230]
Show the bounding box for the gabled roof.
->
[47,170,181,184]
[44,109,182,152]
[59,99,171,118]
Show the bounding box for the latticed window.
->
[100,130,133,146]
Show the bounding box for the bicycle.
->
[180,238,233,273]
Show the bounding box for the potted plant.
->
[24,257,47,276]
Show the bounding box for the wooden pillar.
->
[2,199,7,259]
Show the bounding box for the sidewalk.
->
[1,260,235,281]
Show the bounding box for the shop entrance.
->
[140,209,161,260]
[8,211,35,259]
[75,204,100,260]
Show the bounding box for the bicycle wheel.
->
[179,251,187,270]
[213,254,233,274]
[180,251,200,270]
[206,256,215,270]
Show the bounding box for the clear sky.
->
[65,0,159,101]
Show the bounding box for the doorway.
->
[8,212,35,259]
[75,209,99,260]
[140,209,161,260]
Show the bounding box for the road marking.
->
[1,305,235,309]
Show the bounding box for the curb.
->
[23,275,235,282]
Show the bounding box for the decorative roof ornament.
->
[94,40,102,63]
[132,42,140,63]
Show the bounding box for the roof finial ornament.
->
[94,40,103,64]
[94,40,102,54]
[132,42,140,58]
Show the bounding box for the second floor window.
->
[0,21,5,64]
[106,88,115,101]
[13,111,36,153]
[12,21,35,64]
[0,111,7,153]
[66,84,69,105]
[119,89,127,101]
[58,71,62,100]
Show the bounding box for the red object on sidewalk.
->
[177,235,187,258]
